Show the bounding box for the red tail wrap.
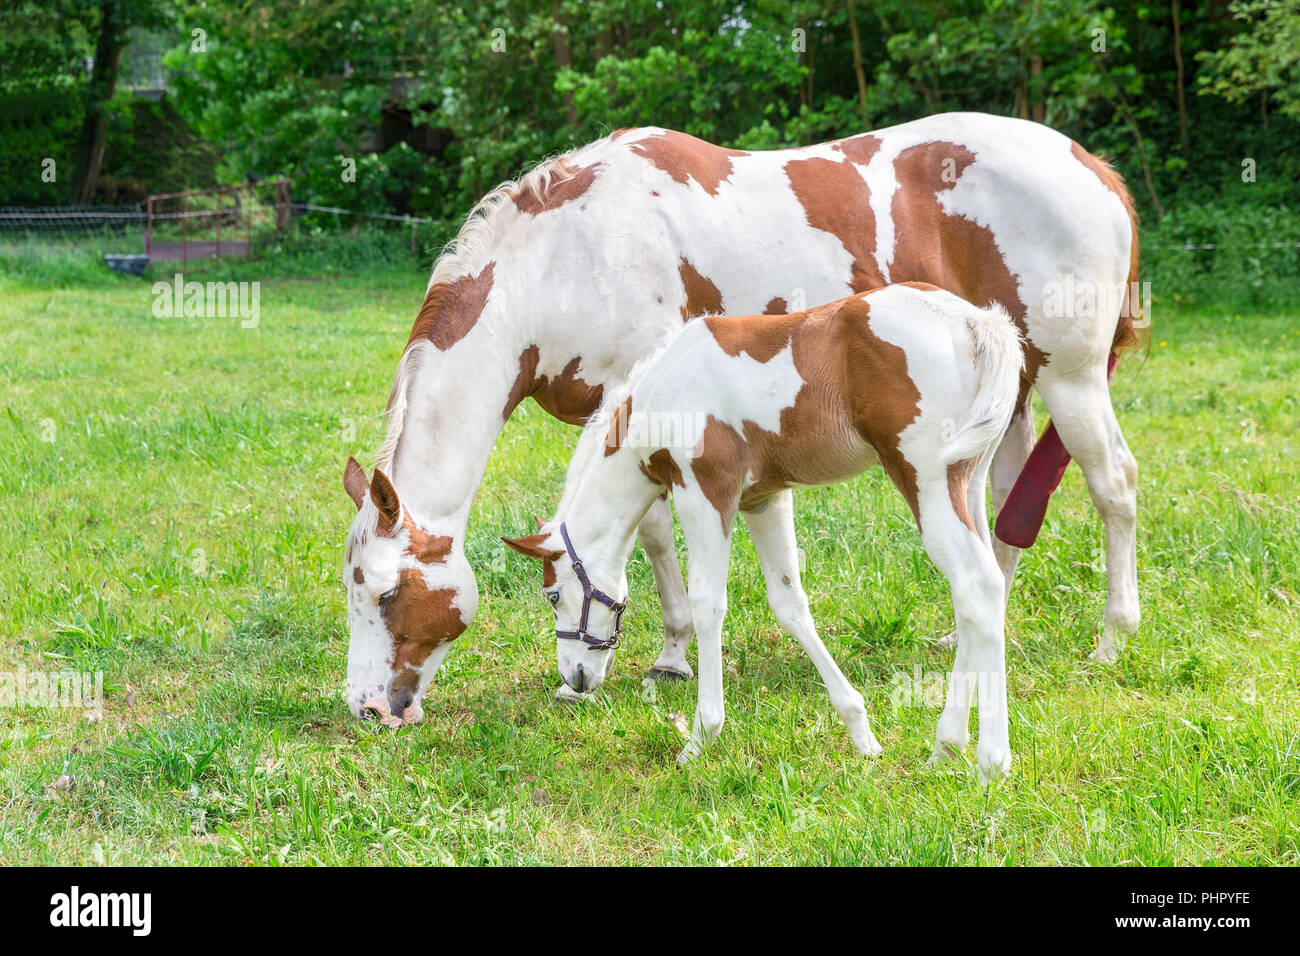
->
[994,351,1119,549]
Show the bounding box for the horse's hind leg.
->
[935,393,1034,648]
[742,490,882,757]
[637,495,695,680]
[1034,370,1139,663]
[916,472,1011,780]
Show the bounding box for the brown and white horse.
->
[342,111,1142,722]
[505,283,1024,777]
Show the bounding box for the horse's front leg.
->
[672,490,733,764]
[636,495,695,680]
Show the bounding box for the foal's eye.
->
[378,586,398,604]
[546,590,560,606]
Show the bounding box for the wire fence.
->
[2,199,1297,261]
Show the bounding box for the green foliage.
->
[1199,0,1300,120]
[0,86,85,205]
[1144,202,1300,309]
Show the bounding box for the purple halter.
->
[555,523,626,651]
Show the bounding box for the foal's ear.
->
[501,533,563,562]
[533,515,545,531]
[370,468,403,535]
[344,456,368,510]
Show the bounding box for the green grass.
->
[0,257,1297,865]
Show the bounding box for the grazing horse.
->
[342,112,1142,722]
[504,284,1023,777]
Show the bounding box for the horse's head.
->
[342,457,476,723]
[503,522,628,696]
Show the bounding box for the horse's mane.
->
[374,139,608,474]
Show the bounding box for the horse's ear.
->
[344,456,368,510]
[533,515,545,531]
[370,469,402,535]
[501,533,563,562]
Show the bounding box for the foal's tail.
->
[940,304,1025,467]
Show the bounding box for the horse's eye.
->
[546,590,560,605]
[378,586,398,604]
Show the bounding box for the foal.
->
[504,283,1023,778]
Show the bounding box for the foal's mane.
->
[553,319,698,515]
[374,139,608,475]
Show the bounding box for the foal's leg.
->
[916,474,1011,780]
[935,395,1033,649]
[1035,371,1139,663]
[671,489,734,765]
[742,491,881,757]
[636,495,695,680]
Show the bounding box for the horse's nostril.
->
[389,690,414,716]
[571,665,586,693]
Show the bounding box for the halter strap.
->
[554,522,626,651]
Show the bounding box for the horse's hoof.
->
[648,666,692,682]
[1088,639,1121,664]
[933,630,958,649]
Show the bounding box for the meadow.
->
[0,252,1297,865]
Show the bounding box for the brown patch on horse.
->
[503,345,542,420]
[834,298,924,525]
[503,347,605,424]
[690,417,749,532]
[630,130,747,195]
[382,574,466,694]
[639,448,686,490]
[704,313,796,364]
[1070,141,1143,353]
[534,357,605,424]
[679,257,724,320]
[763,297,788,315]
[784,156,884,294]
[889,142,1046,395]
[511,161,602,215]
[409,261,496,351]
[404,514,453,564]
[353,566,365,585]
[605,396,632,457]
[831,134,883,166]
[946,458,981,534]
[686,297,925,532]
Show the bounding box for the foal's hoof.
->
[926,741,968,770]
[977,747,1012,782]
[555,683,595,703]
[648,665,693,682]
[933,630,958,650]
[1088,638,1122,664]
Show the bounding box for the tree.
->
[1198,0,1300,123]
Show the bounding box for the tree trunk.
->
[846,0,868,125]
[1099,61,1166,219]
[551,0,577,128]
[1030,53,1044,123]
[71,0,128,204]
[1172,0,1189,149]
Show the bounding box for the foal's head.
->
[503,522,628,695]
[342,457,476,723]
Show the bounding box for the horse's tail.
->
[940,303,1025,468]
[1090,154,1145,356]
